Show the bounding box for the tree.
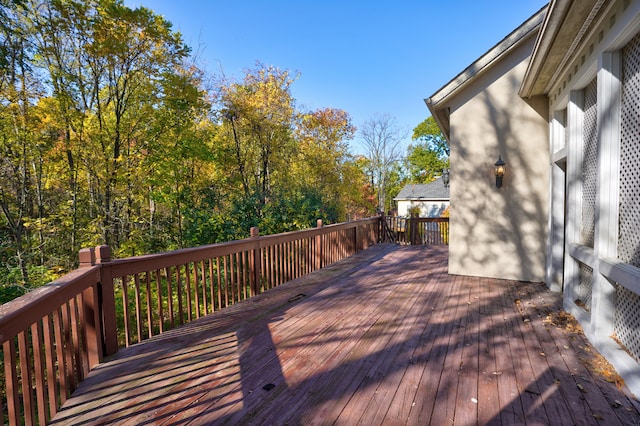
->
[0,0,41,286]
[406,116,449,183]
[0,0,381,304]
[359,114,407,213]
[340,155,377,219]
[412,116,449,157]
[215,62,298,220]
[0,0,207,291]
[293,107,355,221]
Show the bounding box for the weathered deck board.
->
[51,244,640,425]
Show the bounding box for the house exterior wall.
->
[396,200,449,218]
[447,35,549,282]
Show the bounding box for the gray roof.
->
[394,177,450,201]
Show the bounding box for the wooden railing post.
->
[250,227,261,296]
[410,213,419,245]
[96,245,118,356]
[316,219,323,270]
[78,247,103,368]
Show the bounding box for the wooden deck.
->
[51,244,640,425]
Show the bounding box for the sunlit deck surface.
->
[52,244,640,425]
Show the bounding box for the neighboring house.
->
[394,177,450,218]
[427,0,640,395]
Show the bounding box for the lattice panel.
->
[619,31,640,268]
[575,261,592,312]
[614,284,640,364]
[613,31,640,365]
[581,78,598,248]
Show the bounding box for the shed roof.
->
[394,178,450,201]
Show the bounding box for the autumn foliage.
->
[0,0,376,298]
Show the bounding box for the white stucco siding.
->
[447,36,549,282]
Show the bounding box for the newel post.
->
[78,247,103,367]
[316,219,324,270]
[355,221,363,253]
[96,245,118,356]
[250,227,261,296]
[410,213,419,245]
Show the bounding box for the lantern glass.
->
[494,156,506,188]
[494,156,506,177]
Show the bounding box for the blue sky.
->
[125,1,548,154]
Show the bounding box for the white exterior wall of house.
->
[396,200,449,218]
[525,0,640,397]
[440,35,549,283]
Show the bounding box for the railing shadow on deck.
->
[0,216,386,425]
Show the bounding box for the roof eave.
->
[426,5,548,130]
[425,99,450,142]
[520,0,609,98]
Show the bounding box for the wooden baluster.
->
[18,331,35,424]
[134,275,142,343]
[61,302,76,391]
[4,339,20,425]
[208,259,215,314]
[223,256,230,307]
[145,272,153,337]
[52,308,67,405]
[31,321,47,424]
[42,314,57,419]
[121,278,130,347]
[175,266,183,326]
[68,295,83,380]
[201,260,208,315]
[316,219,323,271]
[185,263,193,321]
[166,267,174,327]
[216,257,223,309]
[250,227,261,296]
[193,262,200,319]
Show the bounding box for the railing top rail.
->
[0,265,100,343]
[106,217,381,277]
[0,216,383,337]
[258,217,379,247]
[387,216,449,222]
[107,238,258,277]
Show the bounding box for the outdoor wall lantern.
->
[442,168,450,188]
[494,156,506,188]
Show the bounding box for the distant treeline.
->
[0,0,377,299]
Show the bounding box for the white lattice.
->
[614,31,640,364]
[615,284,640,364]
[581,79,598,248]
[575,262,592,312]
[619,32,640,268]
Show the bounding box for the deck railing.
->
[383,216,449,245]
[0,217,381,425]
